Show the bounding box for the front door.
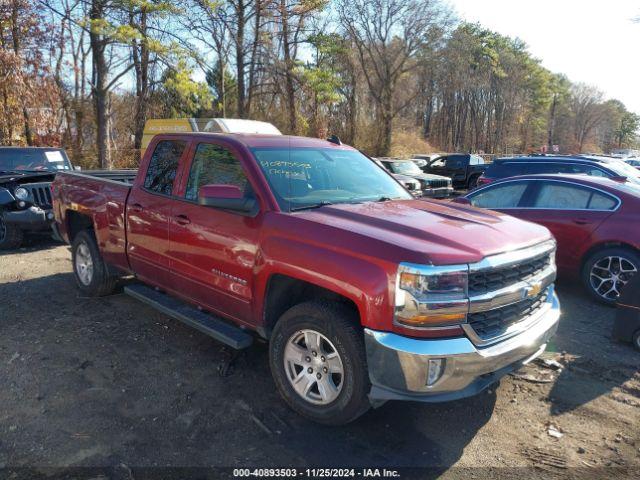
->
[167,141,261,324]
[126,139,189,286]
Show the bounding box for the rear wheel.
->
[582,247,639,304]
[72,230,118,296]
[0,215,23,250]
[633,331,640,352]
[269,301,370,425]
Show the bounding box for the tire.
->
[71,230,118,296]
[467,175,480,190]
[581,247,640,305]
[0,215,23,250]
[269,301,370,425]
[633,331,640,352]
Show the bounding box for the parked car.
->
[422,153,487,189]
[460,174,640,303]
[613,274,640,351]
[625,159,640,170]
[477,155,640,187]
[0,147,73,249]
[611,148,640,160]
[53,132,559,425]
[377,158,453,198]
[372,160,422,196]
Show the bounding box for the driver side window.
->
[185,143,248,201]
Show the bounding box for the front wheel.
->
[0,215,24,250]
[467,175,480,190]
[72,230,118,296]
[582,247,639,304]
[269,301,370,425]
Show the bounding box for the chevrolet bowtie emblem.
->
[526,281,543,298]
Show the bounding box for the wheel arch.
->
[65,210,95,242]
[261,273,362,339]
[580,241,640,274]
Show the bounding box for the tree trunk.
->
[246,0,262,117]
[132,10,149,162]
[236,0,246,118]
[547,93,557,149]
[90,1,110,169]
[280,0,296,134]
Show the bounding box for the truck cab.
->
[423,153,487,189]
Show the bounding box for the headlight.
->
[14,187,29,201]
[395,264,468,328]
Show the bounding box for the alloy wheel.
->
[75,241,94,286]
[283,329,344,405]
[589,256,637,301]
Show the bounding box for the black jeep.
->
[0,147,73,249]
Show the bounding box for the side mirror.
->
[610,175,627,183]
[451,196,472,205]
[74,166,82,171]
[198,184,257,215]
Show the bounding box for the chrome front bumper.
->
[365,289,560,405]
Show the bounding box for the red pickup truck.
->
[52,133,560,425]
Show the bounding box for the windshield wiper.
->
[290,201,334,212]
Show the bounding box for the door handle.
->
[130,202,144,213]
[174,214,191,226]
[573,218,590,225]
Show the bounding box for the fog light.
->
[46,211,54,220]
[426,359,445,386]
[18,201,26,208]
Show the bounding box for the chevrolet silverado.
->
[52,133,560,425]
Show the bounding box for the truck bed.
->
[52,171,133,272]
[79,169,138,184]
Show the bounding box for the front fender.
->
[0,187,15,206]
[254,235,395,331]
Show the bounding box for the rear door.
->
[512,181,618,270]
[126,138,189,287]
[167,141,262,324]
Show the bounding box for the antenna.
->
[327,135,342,145]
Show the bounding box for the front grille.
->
[469,289,550,341]
[469,253,551,296]
[24,183,53,209]
[424,179,450,189]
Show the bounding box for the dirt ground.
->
[0,237,639,478]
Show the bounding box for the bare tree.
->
[338,0,450,155]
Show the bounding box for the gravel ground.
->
[0,237,639,478]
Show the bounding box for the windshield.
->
[0,149,72,172]
[390,161,422,175]
[252,147,411,210]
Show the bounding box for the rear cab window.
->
[143,140,187,195]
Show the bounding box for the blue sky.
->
[449,0,640,114]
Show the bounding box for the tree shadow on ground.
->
[546,282,639,417]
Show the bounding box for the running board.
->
[124,284,253,349]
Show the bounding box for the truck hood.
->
[411,173,452,182]
[297,199,553,265]
[0,171,56,185]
